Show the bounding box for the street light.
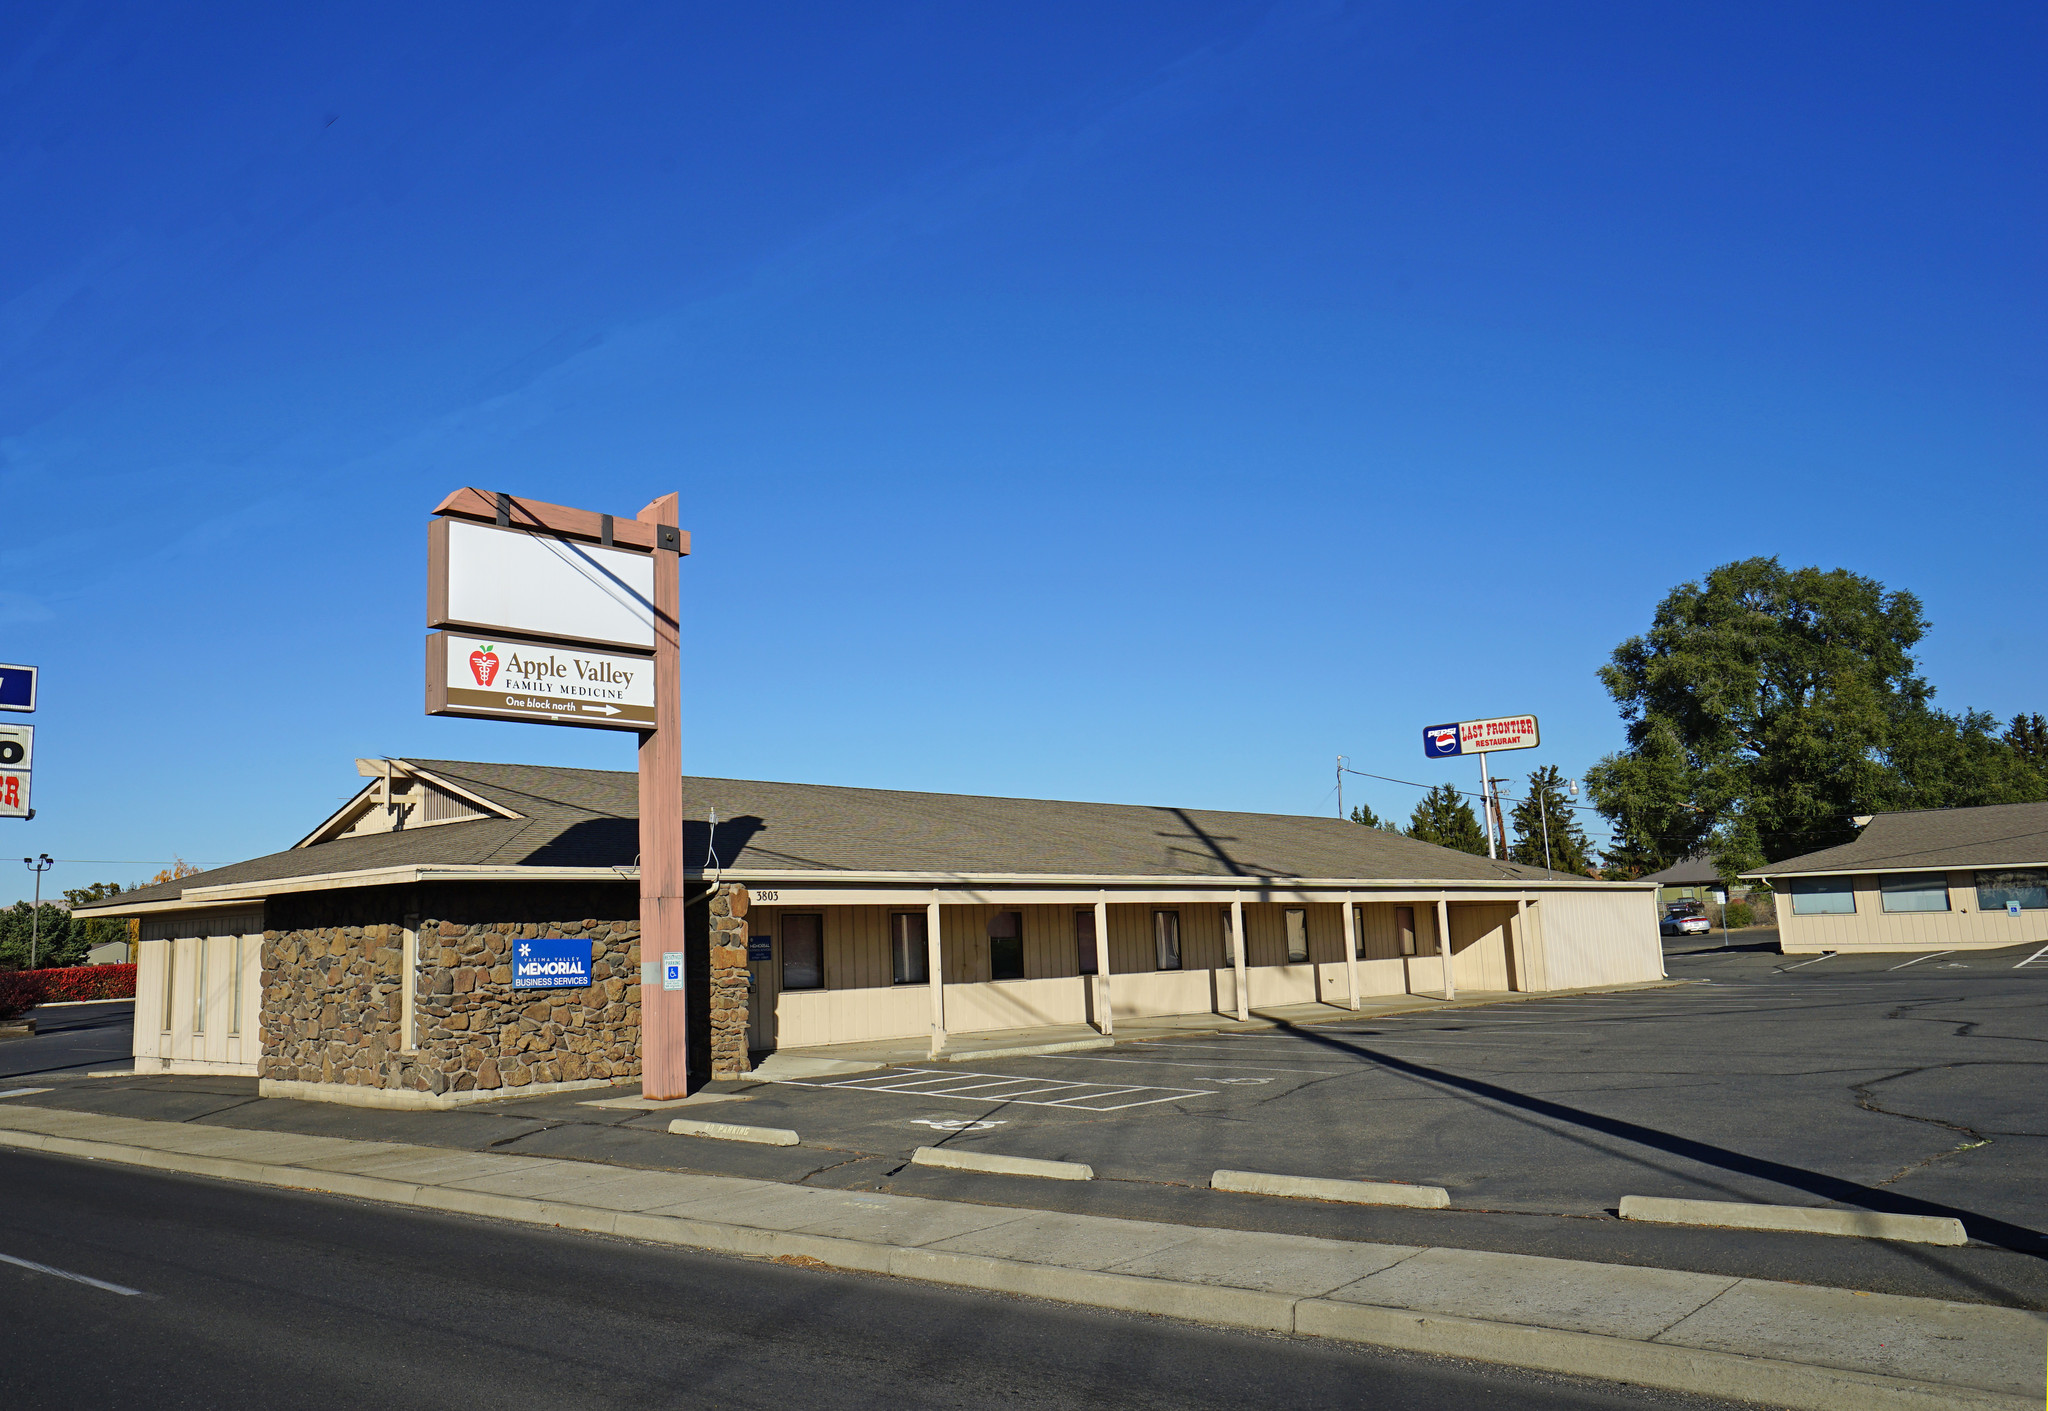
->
[22,853,53,969]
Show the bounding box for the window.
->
[1220,907,1237,964]
[194,936,207,1033]
[230,934,244,1036]
[1976,870,2048,913]
[1880,875,1950,914]
[1285,908,1309,963]
[890,911,928,985]
[1395,906,1417,957]
[1152,910,1182,971]
[1353,905,1367,959]
[988,910,1024,981]
[162,939,175,1033]
[1074,910,1098,976]
[781,913,824,990]
[1788,877,1857,915]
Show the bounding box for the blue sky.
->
[3,2,2043,901]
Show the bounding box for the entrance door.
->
[746,920,778,1051]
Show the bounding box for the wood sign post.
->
[428,488,692,1100]
[635,493,688,1099]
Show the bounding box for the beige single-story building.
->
[1744,800,2048,954]
[78,757,1660,1103]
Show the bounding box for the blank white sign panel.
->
[440,519,656,650]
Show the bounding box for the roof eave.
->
[72,863,1646,915]
[1743,860,2046,880]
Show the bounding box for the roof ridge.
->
[402,756,1425,827]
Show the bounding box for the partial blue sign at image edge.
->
[0,664,37,713]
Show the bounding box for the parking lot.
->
[13,934,2045,1309]
[678,935,2042,1295]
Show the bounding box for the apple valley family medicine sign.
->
[420,487,694,1096]
[424,506,662,732]
[427,631,656,730]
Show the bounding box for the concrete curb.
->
[667,1118,800,1146]
[1619,1195,1968,1247]
[258,1076,627,1111]
[930,1037,1114,1063]
[0,1127,2030,1411]
[1213,1169,1450,1209]
[910,1146,1094,1181]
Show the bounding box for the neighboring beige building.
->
[79,758,1661,1103]
[1744,800,2048,954]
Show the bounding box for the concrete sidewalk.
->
[753,980,1684,1077]
[0,1101,2037,1410]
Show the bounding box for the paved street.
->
[0,999,132,1081]
[0,1147,1744,1411]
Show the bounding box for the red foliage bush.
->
[0,963,137,1017]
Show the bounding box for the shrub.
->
[0,963,138,1018]
[1724,901,1755,929]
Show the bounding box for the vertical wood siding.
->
[1535,891,1662,988]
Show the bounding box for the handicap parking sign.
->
[662,950,684,991]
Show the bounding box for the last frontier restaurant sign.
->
[426,631,656,731]
[512,936,594,990]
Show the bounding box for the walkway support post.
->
[638,493,689,1100]
[1512,896,1530,992]
[1231,896,1249,1023]
[1435,897,1456,1001]
[1342,895,1360,1011]
[1094,898,1113,1036]
[927,896,946,1057]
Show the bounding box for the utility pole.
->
[22,853,52,969]
[1336,756,1345,820]
[1478,754,1496,858]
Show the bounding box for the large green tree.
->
[0,902,76,969]
[1587,558,2046,874]
[64,882,131,960]
[1406,784,1488,856]
[1509,766,1594,875]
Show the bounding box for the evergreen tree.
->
[1509,766,1594,874]
[1406,784,1488,856]
[1348,803,1386,829]
[2007,713,2048,778]
[0,902,77,969]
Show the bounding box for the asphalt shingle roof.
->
[98,757,1604,912]
[1637,855,1723,886]
[1747,800,2048,876]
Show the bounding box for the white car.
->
[1660,912,1713,936]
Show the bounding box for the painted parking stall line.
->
[773,1067,1212,1111]
[2014,944,2048,970]
[1057,1050,1339,1075]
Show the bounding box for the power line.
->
[1336,766,1855,853]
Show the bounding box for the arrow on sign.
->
[580,704,621,716]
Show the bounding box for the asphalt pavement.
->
[0,1146,1749,1411]
[0,998,133,1080]
[17,934,2046,1311]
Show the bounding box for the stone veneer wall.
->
[707,883,751,1078]
[260,882,649,1095]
